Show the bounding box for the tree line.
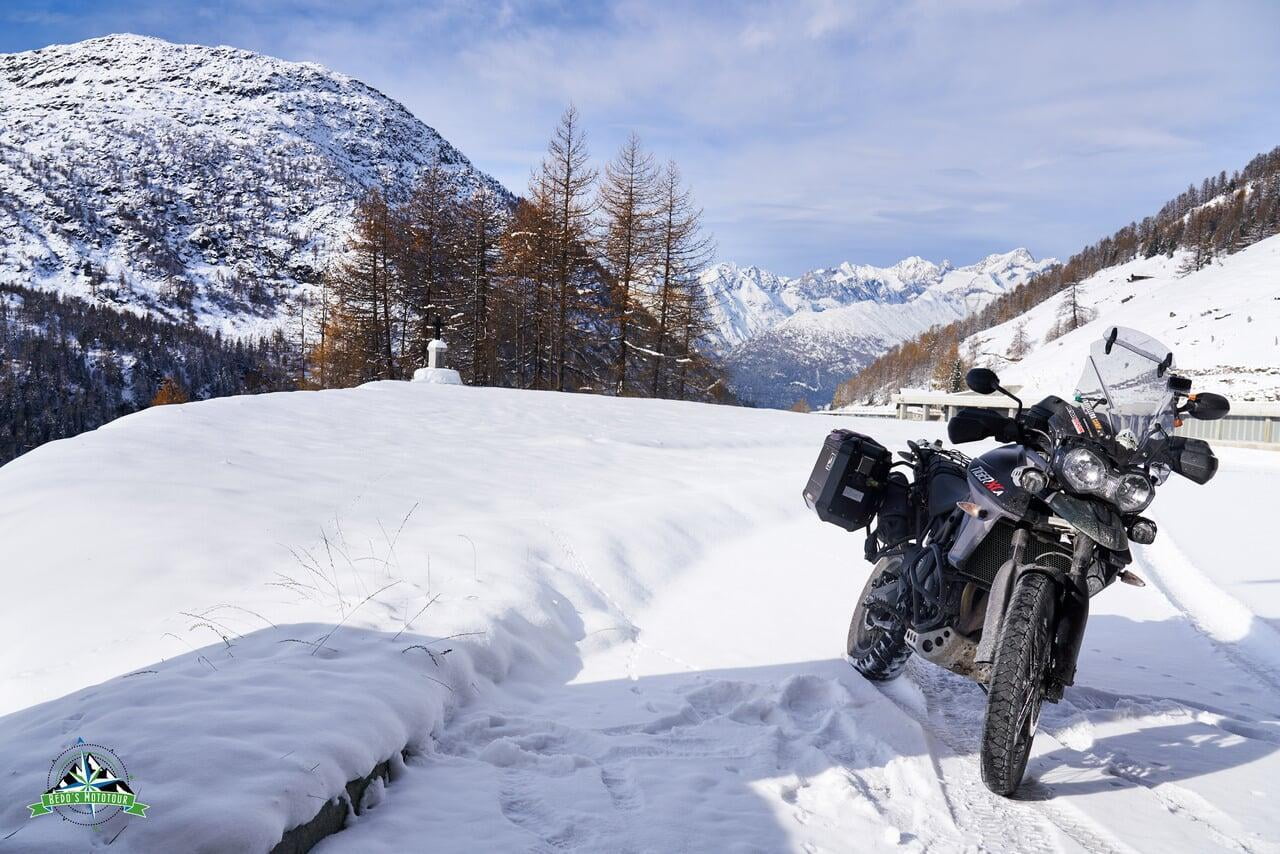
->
[833,145,1280,406]
[0,282,293,465]
[301,106,725,401]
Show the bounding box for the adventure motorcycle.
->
[802,326,1229,795]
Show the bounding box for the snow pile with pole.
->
[0,381,1278,852]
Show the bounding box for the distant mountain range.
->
[698,249,1055,408]
[0,34,510,336]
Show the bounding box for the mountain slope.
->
[832,148,1280,406]
[701,249,1053,408]
[0,34,510,336]
[966,233,1280,401]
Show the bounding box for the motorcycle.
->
[803,326,1230,795]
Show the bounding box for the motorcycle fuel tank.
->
[966,445,1034,517]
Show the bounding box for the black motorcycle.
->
[803,326,1229,795]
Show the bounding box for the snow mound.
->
[411,367,463,384]
[1,384,1278,851]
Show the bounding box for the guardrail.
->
[836,390,1280,449]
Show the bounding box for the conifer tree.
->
[457,186,503,385]
[149,376,189,406]
[534,106,598,391]
[1007,320,1030,360]
[400,158,459,365]
[649,161,713,398]
[325,190,398,381]
[598,132,660,395]
[496,196,556,388]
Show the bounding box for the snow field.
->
[0,383,1277,852]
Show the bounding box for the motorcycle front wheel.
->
[847,555,912,681]
[980,571,1056,795]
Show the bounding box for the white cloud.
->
[10,0,1279,273]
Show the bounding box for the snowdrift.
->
[1,384,1278,852]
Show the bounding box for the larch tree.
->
[1047,281,1094,341]
[400,158,459,365]
[150,376,189,406]
[325,189,398,382]
[650,160,713,399]
[496,195,556,389]
[457,185,504,385]
[1007,320,1031,361]
[534,105,598,391]
[931,339,963,391]
[598,132,660,395]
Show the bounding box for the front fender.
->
[1048,492,1128,551]
[979,562,1090,700]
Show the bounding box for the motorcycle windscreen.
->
[1074,326,1176,451]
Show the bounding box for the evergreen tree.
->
[1006,320,1030,360]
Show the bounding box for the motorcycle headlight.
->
[1113,472,1154,513]
[1059,447,1107,492]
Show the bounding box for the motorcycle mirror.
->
[1188,392,1230,421]
[965,368,1001,395]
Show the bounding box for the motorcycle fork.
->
[1046,535,1094,700]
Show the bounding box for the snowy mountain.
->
[0,34,510,336]
[965,233,1280,402]
[2,381,1278,851]
[700,249,1054,408]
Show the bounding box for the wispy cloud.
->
[3,0,1279,273]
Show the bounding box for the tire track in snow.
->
[417,669,972,852]
[1134,535,1280,695]
[878,661,1138,854]
[1092,755,1267,853]
[1041,684,1279,853]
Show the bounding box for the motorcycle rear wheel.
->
[980,571,1055,796]
[847,555,912,681]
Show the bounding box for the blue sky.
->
[4,0,1280,275]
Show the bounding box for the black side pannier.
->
[803,429,892,532]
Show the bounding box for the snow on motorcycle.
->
[802,326,1230,795]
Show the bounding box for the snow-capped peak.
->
[0,34,511,337]
[699,249,1053,352]
[701,248,1055,408]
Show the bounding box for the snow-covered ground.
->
[1,384,1278,852]
[966,233,1280,402]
